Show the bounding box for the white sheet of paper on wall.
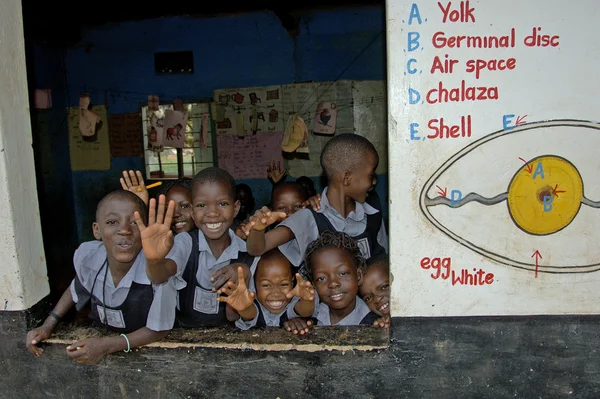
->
[163,109,188,149]
[79,108,100,138]
[34,89,52,109]
[149,112,164,152]
[312,102,337,135]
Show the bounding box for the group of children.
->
[25,133,391,364]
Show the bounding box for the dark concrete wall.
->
[3,308,600,398]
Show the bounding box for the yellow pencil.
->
[138,181,162,191]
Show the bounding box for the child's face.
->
[272,186,306,216]
[192,182,240,241]
[166,185,194,234]
[347,150,378,203]
[311,247,361,312]
[256,258,293,314]
[236,186,254,219]
[358,262,390,316]
[93,198,143,266]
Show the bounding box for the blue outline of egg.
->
[419,119,600,274]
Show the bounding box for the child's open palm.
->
[217,267,255,313]
[286,273,315,302]
[120,170,148,205]
[243,206,287,235]
[134,195,175,261]
[267,161,286,184]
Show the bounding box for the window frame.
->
[140,99,218,180]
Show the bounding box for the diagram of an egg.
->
[420,120,600,274]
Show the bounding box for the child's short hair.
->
[192,167,236,199]
[96,190,148,223]
[158,177,192,198]
[303,231,367,281]
[320,133,377,180]
[366,254,389,269]
[271,181,307,205]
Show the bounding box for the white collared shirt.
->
[314,296,373,326]
[166,230,260,291]
[69,240,178,332]
[278,187,389,266]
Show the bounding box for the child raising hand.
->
[219,249,315,330]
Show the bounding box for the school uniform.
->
[70,241,177,333]
[277,187,389,268]
[314,296,378,326]
[235,297,301,330]
[166,229,260,328]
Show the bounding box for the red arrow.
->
[518,157,533,173]
[516,115,527,125]
[435,185,447,197]
[552,184,566,197]
[531,250,542,278]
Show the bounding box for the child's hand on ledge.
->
[244,206,287,235]
[373,315,390,329]
[120,170,148,205]
[135,195,175,261]
[283,318,312,335]
[66,337,110,364]
[26,325,53,357]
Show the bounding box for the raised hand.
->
[267,160,286,184]
[216,267,255,313]
[373,315,390,329]
[301,194,322,210]
[286,273,315,301]
[211,262,250,292]
[66,338,109,364]
[120,170,149,205]
[243,206,287,236]
[26,325,53,357]
[283,318,312,335]
[234,221,250,240]
[134,195,175,261]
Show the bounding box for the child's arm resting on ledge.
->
[26,286,76,357]
[66,327,170,365]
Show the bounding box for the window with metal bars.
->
[141,101,216,180]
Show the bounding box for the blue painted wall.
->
[44,6,386,242]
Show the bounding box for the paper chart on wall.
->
[213,85,284,136]
[281,80,354,177]
[68,105,111,171]
[352,80,387,174]
[217,131,285,179]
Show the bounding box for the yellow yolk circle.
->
[507,155,583,235]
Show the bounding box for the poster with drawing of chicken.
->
[312,102,337,135]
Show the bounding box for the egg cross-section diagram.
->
[420,120,600,274]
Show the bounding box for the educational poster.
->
[68,105,110,171]
[281,81,353,177]
[312,102,337,135]
[217,132,285,179]
[162,109,188,148]
[107,112,143,158]
[387,0,600,316]
[213,85,284,136]
[352,81,387,175]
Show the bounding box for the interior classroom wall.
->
[44,6,387,244]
